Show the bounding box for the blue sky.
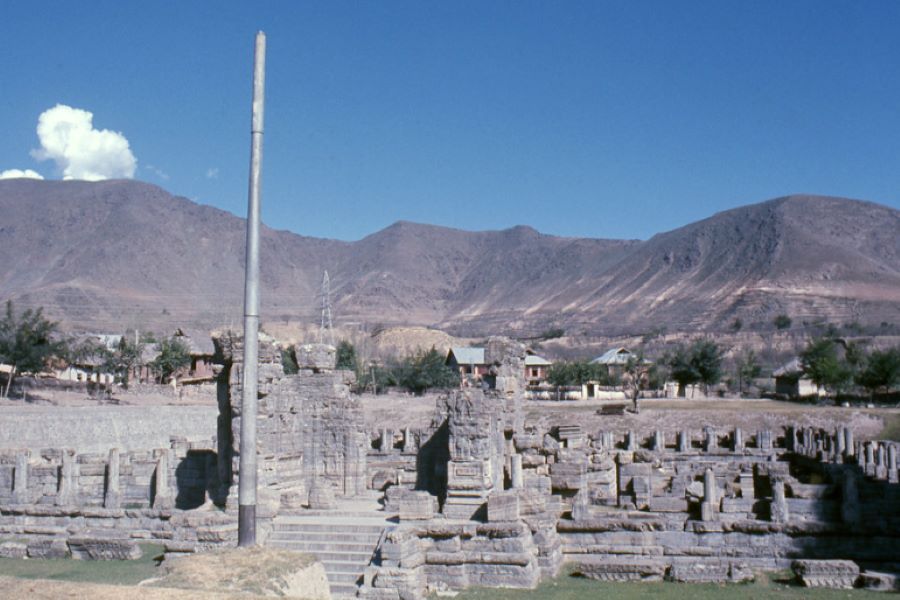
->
[2,1,899,241]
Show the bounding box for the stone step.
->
[326,571,365,585]
[273,521,387,534]
[267,546,373,563]
[323,559,372,574]
[270,527,383,541]
[270,540,379,554]
[330,583,361,599]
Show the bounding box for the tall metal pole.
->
[239,30,266,547]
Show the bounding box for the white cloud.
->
[30,104,137,181]
[206,167,219,179]
[0,169,44,180]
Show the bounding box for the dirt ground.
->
[0,386,217,408]
[0,576,289,599]
[4,386,893,441]
[360,392,894,441]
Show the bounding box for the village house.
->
[773,357,824,399]
[446,347,489,384]
[590,347,641,378]
[524,352,551,385]
[447,346,551,387]
[173,328,216,382]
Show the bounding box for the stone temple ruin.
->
[1,334,899,596]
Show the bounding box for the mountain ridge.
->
[1,179,897,336]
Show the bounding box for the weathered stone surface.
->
[667,561,754,583]
[27,539,69,559]
[859,571,900,592]
[69,537,143,560]
[487,491,520,522]
[306,481,336,510]
[572,557,667,581]
[0,541,27,558]
[792,559,860,589]
[399,490,437,521]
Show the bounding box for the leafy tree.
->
[395,346,459,395]
[281,348,298,375]
[0,301,68,374]
[546,361,606,386]
[98,335,146,386]
[336,340,357,370]
[800,338,852,396]
[692,340,723,389]
[150,336,190,383]
[773,314,792,330]
[735,350,761,396]
[666,345,698,396]
[856,348,900,396]
[666,340,723,396]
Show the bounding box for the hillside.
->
[0,179,898,337]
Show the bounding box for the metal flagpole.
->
[239,30,266,547]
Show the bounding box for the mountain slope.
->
[0,179,897,335]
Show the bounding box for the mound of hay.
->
[148,547,330,599]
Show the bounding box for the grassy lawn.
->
[452,570,881,599]
[0,543,163,585]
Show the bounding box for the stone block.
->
[859,571,900,592]
[488,491,520,522]
[792,559,860,589]
[550,462,585,491]
[69,537,143,560]
[295,343,336,370]
[27,539,69,559]
[399,491,437,521]
[667,561,754,583]
[307,481,336,510]
[0,542,27,558]
[573,557,667,581]
[648,497,689,512]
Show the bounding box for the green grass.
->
[0,543,164,585]
[451,570,881,599]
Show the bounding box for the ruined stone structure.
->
[1,335,899,597]
[212,334,368,517]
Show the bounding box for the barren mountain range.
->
[0,179,898,337]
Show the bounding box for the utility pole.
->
[239,30,266,547]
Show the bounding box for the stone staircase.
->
[268,494,394,598]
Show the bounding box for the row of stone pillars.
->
[8,448,173,509]
[593,428,775,452]
[790,426,898,483]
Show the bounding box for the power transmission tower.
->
[318,270,335,346]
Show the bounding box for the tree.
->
[336,340,357,370]
[281,348,299,375]
[150,336,190,383]
[0,301,67,374]
[395,347,459,395]
[666,340,723,396]
[546,361,606,387]
[773,314,792,330]
[106,335,145,386]
[735,350,762,396]
[666,345,698,397]
[800,338,852,396]
[856,348,900,397]
[623,352,651,413]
